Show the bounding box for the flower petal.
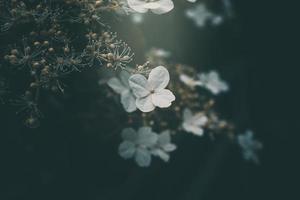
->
[163,144,177,152]
[179,74,202,87]
[157,130,171,145]
[121,128,137,141]
[183,122,204,136]
[119,141,136,159]
[119,70,131,87]
[121,90,137,112]
[127,0,149,13]
[107,77,127,94]
[144,2,161,9]
[148,66,170,90]
[151,89,175,108]
[135,148,152,167]
[129,74,150,98]
[136,96,155,112]
[183,108,193,121]
[192,114,208,126]
[151,0,174,15]
[137,127,158,146]
[151,149,170,162]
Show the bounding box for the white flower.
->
[131,13,144,24]
[151,48,171,58]
[119,127,158,167]
[129,66,175,112]
[182,108,208,136]
[185,3,223,27]
[187,0,197,3]
[107,70,137,112]
[151,130,177,162]
[237,130,263,164]
[179,74,202,88]
[127,0,174,14]
[198,70,229,95]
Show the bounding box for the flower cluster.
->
[100,48,242,167]
[119,126,176,167]
[0,0,261,169]
[237,130,263,164]
[185,3,223,27]
[180,71,229,95]
[108,66,175,112]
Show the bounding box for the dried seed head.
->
[107,53,114,60]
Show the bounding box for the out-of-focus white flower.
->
[151,130,177,162]
[185,3,223,27]
[127,0,174,14]
[237,130,263,164]
[198,70,229,95]
[151,48,171,58]
[129,66,175,112]
[182,108,208,136]
[186,0,197,3]
[107,70,137,112]
[146,48,171,65]
[179,74,202,88]
[131,13,144,24]
[119,127,158,167]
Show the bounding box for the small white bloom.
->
[179,74,202,88]
[127,0,174,14]
[237,130,263,164]
[182,108,208,136]
[185,3,223,27]
[129,66,175,112]
[131,13,144,24]
[198,70,229,95]
[107,70,137,112]
[151,48,171,58]
[187,0,197,3]
[119,127,158,167]
[151,130,177,162]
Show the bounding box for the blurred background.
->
[0,0,297,199]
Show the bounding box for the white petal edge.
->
[121,90,137,112]
[151,89,175,108]
[135,148,152,167]
[136,96,155,112]
[119,141,136,159]
[127,0,149,13]
[129,74,150,98]
[151,0,174,15]
[107,77,127,94]
[121,128,137,141]
[148,66,170,90]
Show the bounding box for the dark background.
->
[0,0,298,199]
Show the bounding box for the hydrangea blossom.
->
[107,70,137,112]
[151,130,177,162]
[185,3,223,27]
[182,108,208,136]
[129,66,175,112]
[237,130,263,164]
[127,0,174,14]
[198,70,229,95]
[118,127,158,167]
[179,74,202,88]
